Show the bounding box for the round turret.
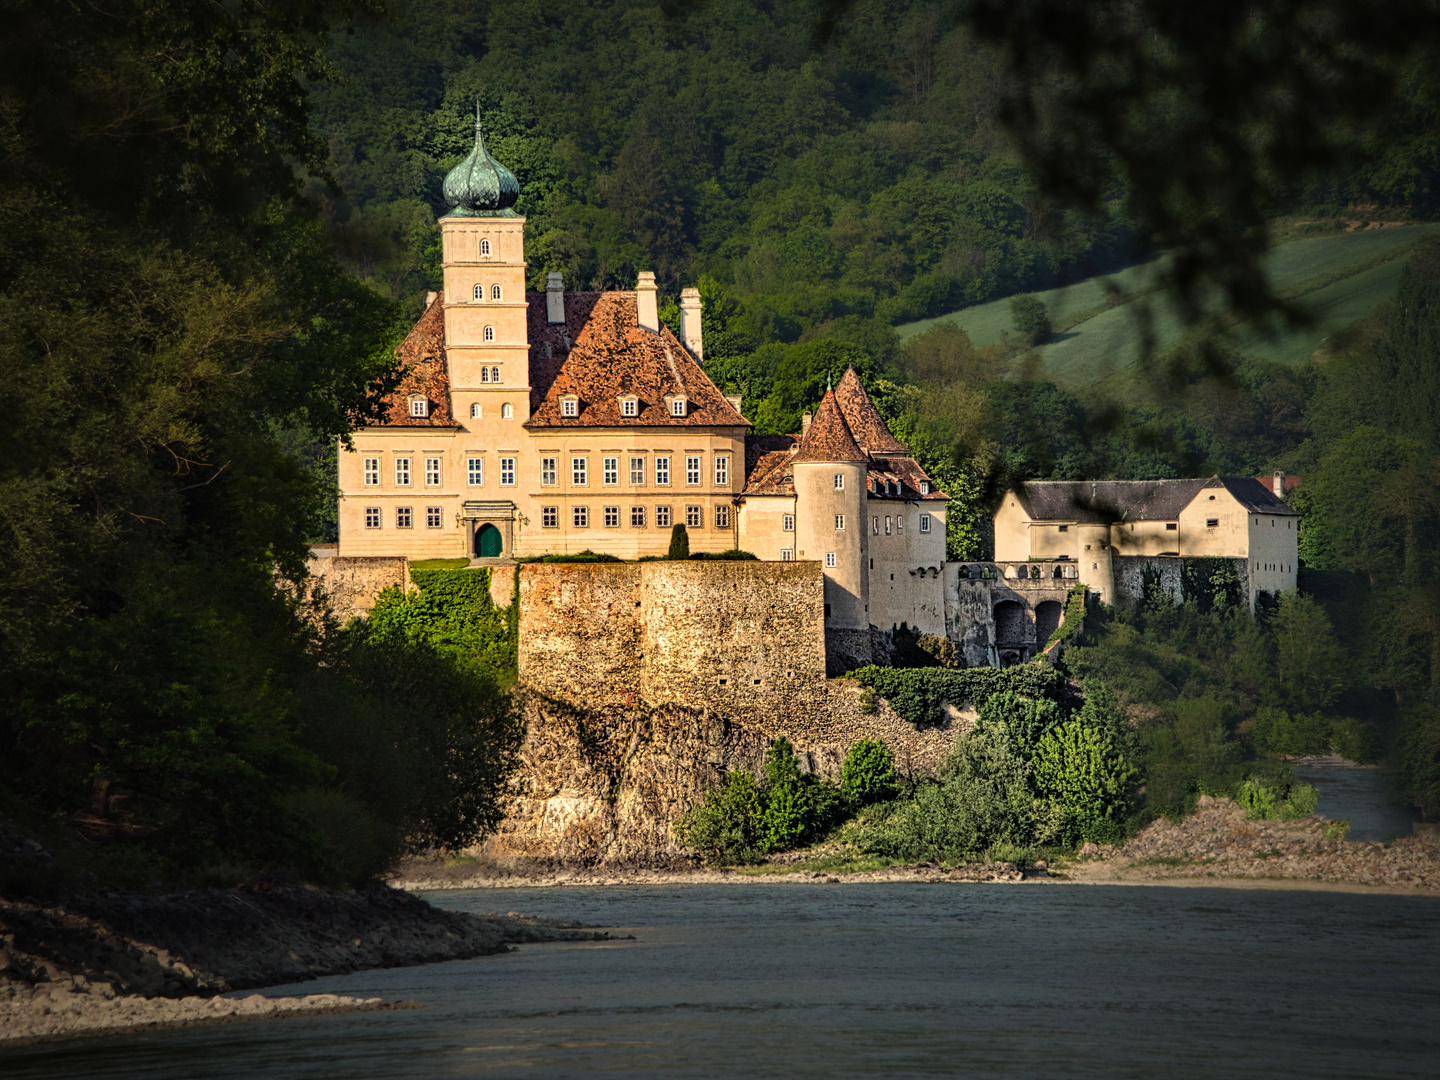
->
[442,108,520,217]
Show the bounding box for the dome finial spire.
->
[441,102,520,217]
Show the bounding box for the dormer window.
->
[919,480,930,495]
[409,396,428,418]
[560,395,579,418]
[620,396,639,418]
[667,395,687,417]
[479,238,491,257]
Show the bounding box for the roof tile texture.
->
[375,293,456,427]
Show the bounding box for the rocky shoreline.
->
[0,882,620,1047]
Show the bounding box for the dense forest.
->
[1,0,1439,888]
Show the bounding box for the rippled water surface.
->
[6,883,1440,1079]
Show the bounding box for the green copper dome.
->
[442,107,520,217]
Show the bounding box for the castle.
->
[330,115,1300,673]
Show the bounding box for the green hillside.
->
[897,224,1440,387]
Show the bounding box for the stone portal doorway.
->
[475,523,503,558]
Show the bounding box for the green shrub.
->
[1032,720,1138,843]
[1046,584,1089,648]
[841,739,897,805]
[673,770,764,865]
[850,664,1069,727]
[688,548,759,561]
[1324,819,1352,840]
[1250,706,1333,757]
[1009,293,1051,344]
[976,690,1064,756]
[1236,777,1320,820]
[667,523,690,559]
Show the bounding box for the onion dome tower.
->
[442,105,520,217]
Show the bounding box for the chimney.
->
[801,411,813,437]
[1273,470,1286,498]
[680,287,704,360]
[546,271,565,324]
[636,271,659,332]
[724,393,743,416]
[425,291,438,308]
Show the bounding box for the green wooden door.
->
[476,524,503,557]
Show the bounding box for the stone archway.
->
[1034,600,1063,644]
[475,523,503,558]
[993,599,1028,649]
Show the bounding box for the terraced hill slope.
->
[897,224,1440,389]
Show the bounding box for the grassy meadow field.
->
[897,224,1440,388]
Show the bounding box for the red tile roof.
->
[834,367,907,454]
[374,293,456,427]
[523,291,747,429]
[791,387,867,463]
[743,434,799,495]
[868,457,949,501]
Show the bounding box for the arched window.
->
[472,284,483,301]
[501,402,513,419]
[480,367,490,383]
[479,238,491,256]
[483,326,494,342]
[490,366,500,382]
[470,402,482,418]
[490,284,502,301]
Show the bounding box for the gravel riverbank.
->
[0,883,619,1047]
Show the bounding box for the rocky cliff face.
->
[473,685,963,870]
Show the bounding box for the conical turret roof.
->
[834,367,907,454]
[793,387,867,463]
[442,107,520,217]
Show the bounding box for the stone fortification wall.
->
[1111,556,1250,608]
[517,563,642,708]
[305,551,410,623]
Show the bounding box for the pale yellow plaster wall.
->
[338,430,472,559]
[993,494,1032,562]
[1110,519,1181,556]
[737,494,798,560]
[1029,523,1079,560]
[1176,487,1250,557]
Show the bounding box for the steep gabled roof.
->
[868,457,950,501]
[834,367,907,454]
[373,292,456,427]
[524,291,747,429]
[1017,476,1298,522]
[792,387,867,463]
[743,434,798,496]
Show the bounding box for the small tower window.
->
[472,284,483,301]
[919,513,931,533]
[479,238,491,256]
[481,367,490,383]
[490,367,500,383]
[470,402,482,418]
[483,326,495,342]
[834,474,844,490]
[501,402,513,419]
[783,514,795,532]
[491,284,502,301]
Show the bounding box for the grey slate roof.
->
[1017,477,1297,522]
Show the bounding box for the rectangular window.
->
[573,506,589,528]
[782,514,795,533]
[835,514,845,531]
[468,457,483,486]
[562,398,577,417]
[834,473,845,490]
[410,398,427,418]
[541,457,557,486]
[604,505,620,528]
[897,515,904,532]
[395,457,410,486]
[500,458,515,486]
[919,481,930,495]
[919,514,931,533]
[426,506,442,528]
[1166,522,1178,530]
[715,456,730,487]
[825,552,837,568]
[781,549,794,562]
[396,507,412,528]
[686,456,701,485]
[1206,518,1219,528]
[363,458,379,486]
[655,457,670,485]
[572,457,587,485]
[686,505,703,528]
[425,457,441,486]
[1058,524,1069,532]
[364,507,381,529]
[630,457,645,485]
[656,505,672,528]
[542,506,558,528]
[715,505,731,529]
[603,457,619,485]
[885,516,892,535]
[670,398,686,417]
[622,398,637,417]
[630,505,646,528]
[872,517,880,535]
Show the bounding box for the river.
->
[4,883,1438,1078]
